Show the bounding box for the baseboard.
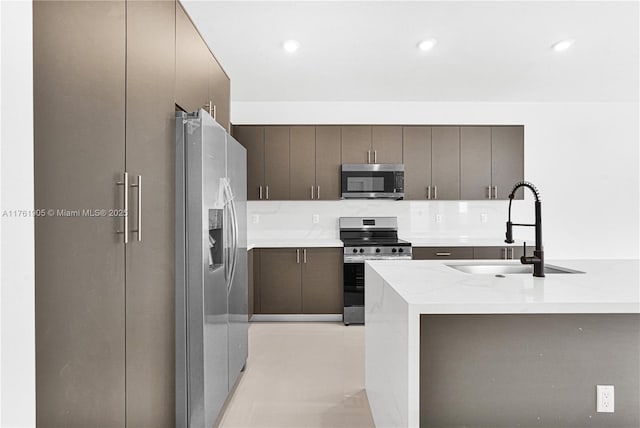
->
[250,314,343,322]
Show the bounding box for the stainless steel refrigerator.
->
[175,110,248,428]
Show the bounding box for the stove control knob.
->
[352,249,358,253]
[375,248,381,253]
[359,248,364,253]
[398,248,404,253]
[392,248,397,253]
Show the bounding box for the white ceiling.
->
[183,1,639,102]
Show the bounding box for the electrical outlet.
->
[435,214,443,224]
[597,385,614,413]
[312,214,320,224]
[252,214,260,224]
[481,213,488,224]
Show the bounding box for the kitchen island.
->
[364,259,640,428]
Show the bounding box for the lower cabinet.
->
[253,247,343,314]
[413,245,533,260]
[473,246,533,260]
[413,247,474,260]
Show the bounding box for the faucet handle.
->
[523,241,526,256]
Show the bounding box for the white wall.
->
[234,101,639,259]
[0,0,36,426]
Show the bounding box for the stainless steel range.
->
[340,217,412,325]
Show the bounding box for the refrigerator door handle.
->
[228,186,239,290]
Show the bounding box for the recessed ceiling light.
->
[283,40,300,53]
[551,39,575,52]
[417,38,437,52]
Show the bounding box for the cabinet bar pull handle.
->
[311,185,314,200]
[502,248,507,259]
[493,186,498,199]
[303,248,307,264]
[213,104,217,120]
[509,247,514,259]
[259,185,263,200]
[433,185,438,200]
[435,252,451,256]
[317,185,320,200]
[367,150,371,163]
[296,249,300,264]
[427,186,431,200]
[266,185,269,200]
[488,186,492,199]
[130,175,142,242]
[374,150,377,163]
[116,172,129,244]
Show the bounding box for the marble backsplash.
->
[247,199,535,242]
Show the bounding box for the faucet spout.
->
[505,181,545,277]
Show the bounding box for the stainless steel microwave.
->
[341,164,404,199]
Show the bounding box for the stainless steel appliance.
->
[340,217,412,325]
[176,110,248,428]
[341,164,405,199]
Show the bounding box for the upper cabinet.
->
[208,54,231,132]
[175,3,209,113]
[314,126,342,200]
[235,124,523,201]
[372,126,403,164]
[264,126,291,200]
[341,125,403,164]
[491,126,524,200]
[176,3,230,131]
[431,127,461,200]
[235,125,342,200]
[460,126,524,200]
[402,127,432,200]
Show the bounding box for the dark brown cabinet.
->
[491,126,525,199]
[234,125,342,200]
[413,246,532,261]
[460,126,524,200]
[473,246,532,260]
[235,124,523,202]
[341,125,403,164]
[291,126,342,200]
[34,1,229,426]
[402,126,432,200]
[125,2,176,425]
[175,2,209,113]
[208,55,231,132]
[372,126,403,164]
[290,126,317,200]
[34,2,127,426]
[341,126,372,164]
[413,247,474,260]
[264,126,291,200]
[460,127,492,200]
[176,3,230,131]
[302,248,343,314]
[234,126,265,201]
[315,126,342,200]
[253,248,342,314]
[431,127,461,200]
[258,248,302,314]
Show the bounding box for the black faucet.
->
[505,181,545,277]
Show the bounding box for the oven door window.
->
[342,171,396,193]
[343,262,364,307]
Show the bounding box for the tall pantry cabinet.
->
[34,1,229,426]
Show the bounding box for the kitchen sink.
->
[446,263,584,275]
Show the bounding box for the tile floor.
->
[219,322,376,428]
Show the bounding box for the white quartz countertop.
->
[248,239,343,250]
[366,259,640,313]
